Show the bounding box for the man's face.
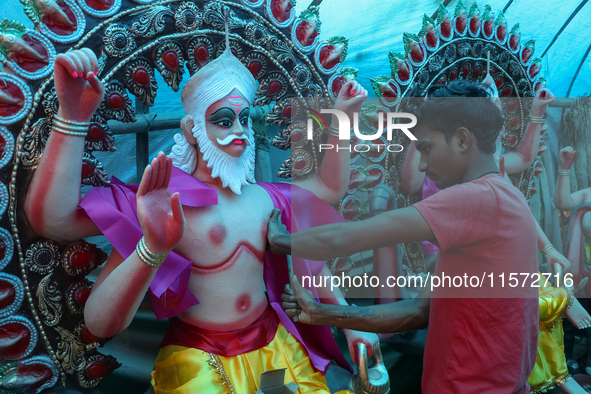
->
[205,89,251,158]
[414,125,463,189]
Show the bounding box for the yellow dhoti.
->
[527,275,572,393]
[151,322,352,394]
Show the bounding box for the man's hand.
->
[266,209,291,255]
[137,152,186,255]
[281,276,318,324]
[559,146,577,171]
[333,81,367,121]
[54,48,104,122]
[282,275,381,363]
[530,88,555,117]
[343,329,380,365]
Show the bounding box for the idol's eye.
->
[240,117,248,126]
[214,119,233,128]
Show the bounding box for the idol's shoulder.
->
[235,182,276,210]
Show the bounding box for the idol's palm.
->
[137,152,186,255]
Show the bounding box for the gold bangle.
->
[541,244,556,256]
[558,170,571,176]
[135,237,167,268]
[327,124,341,138]
[53,117,89,130]
[52,117,89,136]
[53,115,91,127]
[52,125,88,137]
[141,237,167,263]
[527,115,545,124]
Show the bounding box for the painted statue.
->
[554,145,591,377]
[23,27,379,394]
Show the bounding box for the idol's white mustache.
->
[217,134,251,146]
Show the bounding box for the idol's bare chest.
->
[175,185,274,265]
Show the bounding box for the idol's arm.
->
[268,206,435,260]
[535,219,570,275]
[84,248,158,337]
[23,49,103,241]
[293,81,367,205]
[555,146,591,211]
[503,88,554,174]
[84,155,185,337]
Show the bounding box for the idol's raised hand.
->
[333,81,368,120]
[559,146,577,171]
[530,88,555,117]
[137,152,186,255]
[54,48,104,122]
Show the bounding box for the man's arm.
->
[311,298,430,333]
[85,154,185,337]
[24,49,103,241]
[311,265,380,360]
[283,275,430,333]
[268,206,435,260]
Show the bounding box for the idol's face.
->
[205,89,251,158]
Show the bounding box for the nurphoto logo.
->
[305,108,418,153]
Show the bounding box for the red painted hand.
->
[343,329,380,365]
[54,48,104,122]
[333,81,368,122]
[530,88,555,117]
[559,146,577,171]
[137,152,186,255]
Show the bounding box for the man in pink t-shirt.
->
[267,81,545,393]
[414,173,538,393]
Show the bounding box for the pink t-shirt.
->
[421,176,440,256]
[414,174,538,393]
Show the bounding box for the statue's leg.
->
[241,323,351,393]
[151,345,229,394]
[150,324,351,394]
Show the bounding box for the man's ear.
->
[180,115,197,145]
[455,127,471,152]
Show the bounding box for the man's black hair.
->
[414,81,505,154]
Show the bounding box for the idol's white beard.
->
[194,125,256,195]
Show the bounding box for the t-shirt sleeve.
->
[413,182,499,251]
